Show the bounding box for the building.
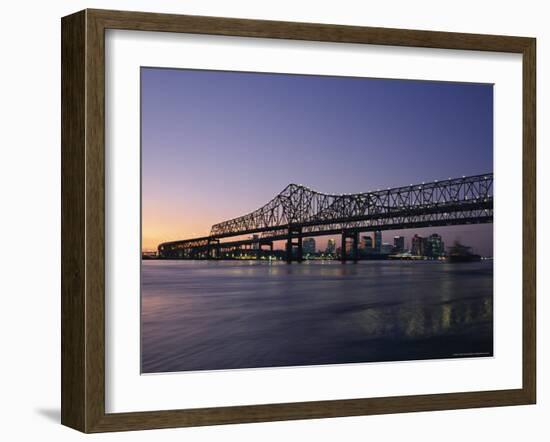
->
[374,231,382,252]
[381,243,394,254]
[303,238,316,255]
[411,234,426,256]
[410,233,445,257]
[426,233,445,258]
[393,236,405,253]
[325,238,336,255]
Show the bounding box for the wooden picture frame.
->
[61,8,536,433]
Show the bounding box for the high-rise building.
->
[325,238,336,255]
[303,238,316,255]
[426,233,445,258]
[411,234,425,256]
[374,231,382,252]
[393,236,405,253]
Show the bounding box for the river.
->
[141,260,493,373]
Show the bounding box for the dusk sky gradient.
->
[141,68,493,255]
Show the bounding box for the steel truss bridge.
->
[158,173,493,263]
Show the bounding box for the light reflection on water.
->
[141,260,493,373]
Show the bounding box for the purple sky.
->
[141,68,493,255]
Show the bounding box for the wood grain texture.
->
[89,8,532,52]
[61,8,537,433]
[61,10,86,432]
[522,38,536,403]
[85,9,107,433]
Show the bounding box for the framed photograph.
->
[61,9,536,433]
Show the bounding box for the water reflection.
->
[141,260,493,373]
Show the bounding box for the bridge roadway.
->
[158,173,493,263]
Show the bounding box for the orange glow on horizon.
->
[142,199,225,252]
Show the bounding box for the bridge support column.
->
[286,226,303,263]
[296,236,303,263]
[207,238,220,259]
[286,236,292,263]
[341,232,347,263]
[351,231,359,263]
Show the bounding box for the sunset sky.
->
[141,68,493,255]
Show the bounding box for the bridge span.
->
[158,173,493,263]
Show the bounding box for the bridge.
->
[158,173,493,263]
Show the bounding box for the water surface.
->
[141,260,493,373]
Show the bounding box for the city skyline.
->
[260,227,488,257]
[142,67,493,255]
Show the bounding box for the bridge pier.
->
[354,234,359,262]
[285,238,291,263]
[206,238,220,259]
[286,226,303,263]
[341,230,359,263]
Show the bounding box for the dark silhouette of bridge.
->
[158,173,493,263]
